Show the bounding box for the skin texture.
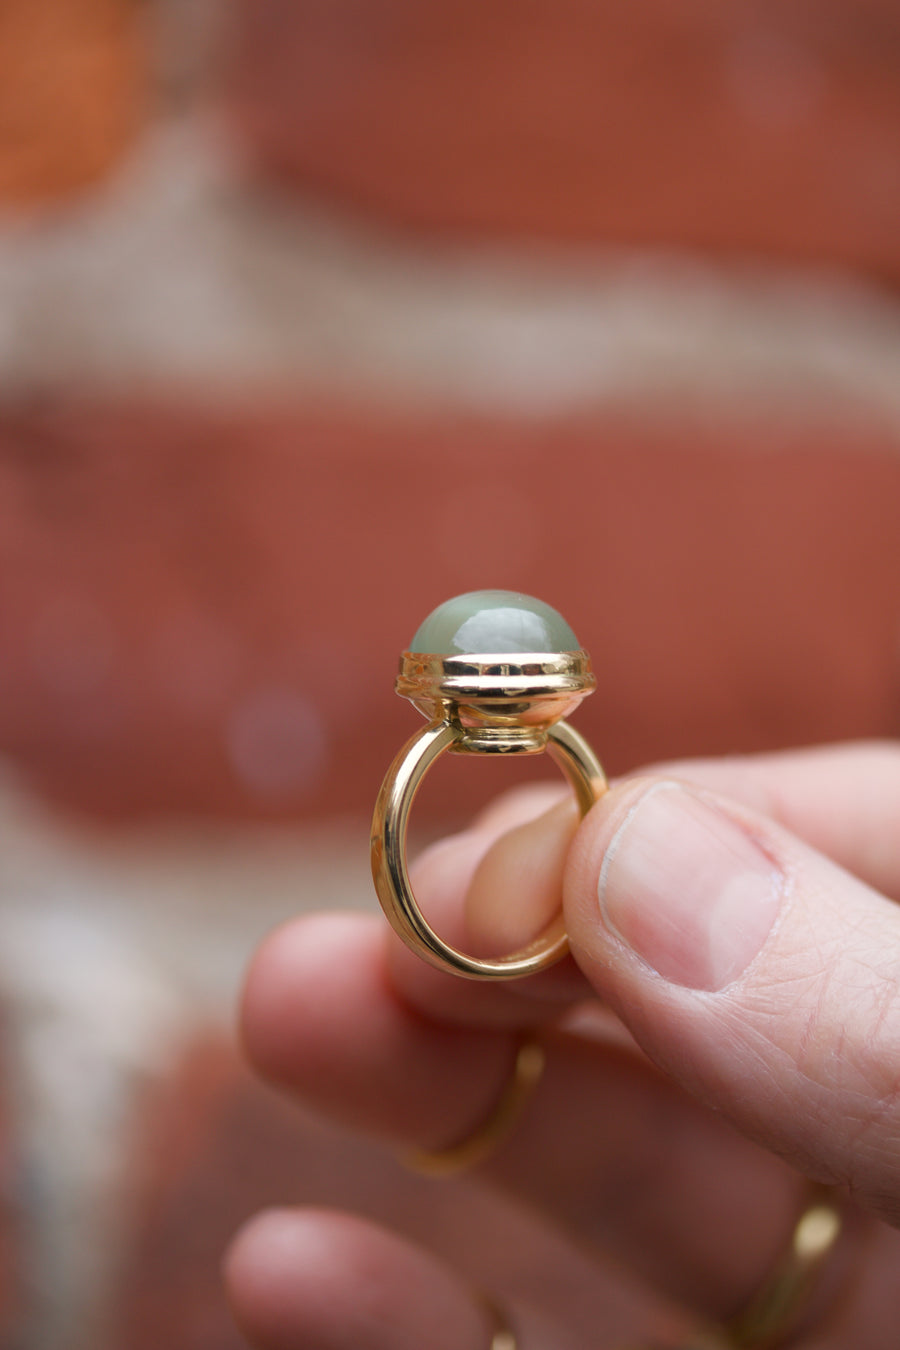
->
[226,741,900,1348]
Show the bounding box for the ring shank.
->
[371,719,607,980]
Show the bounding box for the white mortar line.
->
[0,118,898,425]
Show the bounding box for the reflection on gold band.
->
[490,1324,518,1350]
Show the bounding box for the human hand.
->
[226,742,900,1348]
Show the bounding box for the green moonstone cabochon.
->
[409,590,579,655]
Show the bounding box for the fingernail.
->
[598,783,784,991]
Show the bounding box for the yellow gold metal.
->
[489,1317,518,1350]
[634,1184,846,1350]
[404,1036,546,1178]
[472,1292,519,1350]
[722,1184,844,1349]
[372,646,606,979]
[397,649,596,735]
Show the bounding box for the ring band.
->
[403,1035,546,1178]
[373,718,606,980]
[488,1308,518,1350]
[476,1293,518,1350]
[654,1185,846,1350]
[719,1183,845,1348]
[482,1186,846,1350]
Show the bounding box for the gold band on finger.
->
[655,1184,846,1350]
[475,1291,519,1350]
[488,1308,518,1350]
[722,1184,845,1349]
[478,1185,843,1350]
[404,1035,546,1178]
[371,592,607,982]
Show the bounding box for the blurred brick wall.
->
[230,0,900,277]
[1,400,899,824]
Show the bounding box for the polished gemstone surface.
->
[409,590,579,655]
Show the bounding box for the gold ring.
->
[472,1292,518,1350]
[719,1183,845,1349]
[640,1185,846,1350]
[404,1035,546,1177]
[371,591,607,981]
[486,1302,518,1350]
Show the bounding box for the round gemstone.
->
[409,590,579,655]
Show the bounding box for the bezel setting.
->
[396,649,596,752]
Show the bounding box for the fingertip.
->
[465,797,578,956]
[389,811,588,1025]
[240,912,383,1083]
[223,1208,297,1346]
[568,778,784,994]
[472,781,568,832]
[225,1209,498,1350]
[563,777,649,966]
[238,904,522,1152]
[225,1209,367,1349]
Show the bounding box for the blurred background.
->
[0,1,898,1346]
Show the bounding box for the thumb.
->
[564,776,900,1228]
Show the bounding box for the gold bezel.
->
[397,649,595,736]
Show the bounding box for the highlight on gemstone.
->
[409,590,579,655]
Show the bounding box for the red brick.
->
[0,396,898,823]
[0,0,146,205]
[228,0,900,278]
